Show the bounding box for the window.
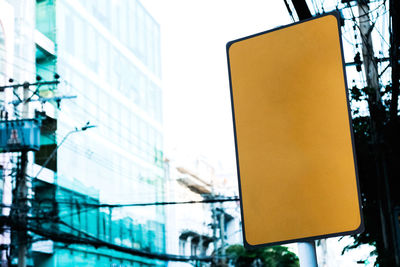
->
[140,120,149,159]
[35,116,57,172]
[36,0,56,42]
[154,24,162,77]
[109,100,118,140]
[191,242,198,256]
[111,1,120,36]
[87,82,97,121]
[179,239,186,255]
[119,3,127,45]
[87,25,98,71]
[138,74,146,109]
[127,65,138,100]
[98,92,109,138]
[92,0,109,28]
[155,89,162,123]
[147,81,156,118]
[98,36,109,79]
[110,48,121,90]
[130,115,139,153]
[65,11,75,55]
[114,103,122,144]
[121,107,129,147]
[127,0,137,52]
[136,5,146,61]
[74,16,87,59]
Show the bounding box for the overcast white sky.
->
[142,1,292,171]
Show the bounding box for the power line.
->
[2,215,213,263]
[2,197,240,211]
[72,197,240,208]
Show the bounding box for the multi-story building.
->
[1,0,165,266]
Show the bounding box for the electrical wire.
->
[341,1,389,93]
[29,197,240,209]
[4,214,211,262]
[3,197,240,214]
[2,194,238,262]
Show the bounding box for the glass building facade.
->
[31,0,165,266]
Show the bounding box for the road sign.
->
[226,12,363,247]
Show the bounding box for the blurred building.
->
[165,157,241,267]
[1,0,165,266]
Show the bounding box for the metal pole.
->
[283,2,316,265]
[298,241,318,267]
[211,203,218,264]
[210,187,218,264]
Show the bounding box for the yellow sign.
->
[227,13,363,247]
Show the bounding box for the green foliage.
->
[350,85,364,102]
[347,116,380,265]
[226,244,299,267]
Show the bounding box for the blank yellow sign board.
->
[227,13,363,247]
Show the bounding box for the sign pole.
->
[298,241,318,267]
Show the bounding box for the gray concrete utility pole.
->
[357,2,381,102]
[16,82,30,267]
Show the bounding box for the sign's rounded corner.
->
[242,236,258,249]
[353,216,365,235]
[226,40,236,52]
[324,11,341,24]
